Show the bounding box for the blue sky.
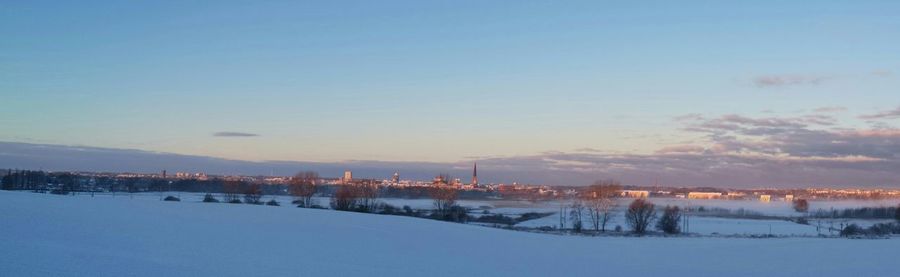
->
[2,1,900,186]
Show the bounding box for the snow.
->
[1,191,898,276]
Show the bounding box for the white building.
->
[621,190,650,198]
[688,192,722,199]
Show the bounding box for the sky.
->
[2,1,899,186]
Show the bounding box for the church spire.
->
[472,162,478,185]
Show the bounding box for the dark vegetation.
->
[202,193,219,203]
[473,212,555,226]
[840,223,900,237]
[625,199,656,234]
[656,206,682,234]
[810,206,899,220]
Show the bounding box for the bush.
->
[202,193,220,203]
[517,212,553,223]
[476,214,516,225]
[656,205,682,234]
[380,204,399,215]
[614,225,623,232]
[266,199,280,206]
[163,196,180,202]
[625,199,656,234]
[403,205,414,215]
[435,205,469,223]
[867,223,894,236]
[228,199,242,204]
[795,217,809,225]
[840,224,863,237]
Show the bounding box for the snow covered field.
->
[1,191,898,276]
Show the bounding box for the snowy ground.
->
[39,192,896,235]
[1,191,898,276]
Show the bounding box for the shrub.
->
[476,214,515,225]
[572,220,583,233]
[435,205,469,223]
[625,199,656,234]
[163,196,180,202]
[228,199,242,204]
[796,217,809,225]
[403,205,414,215]
[243,184,263,205]
[867,223,893,236]
[614,225,623,232]
[266,199,280,206]
[202,193,220,203]
[655,205,682,234]
[380,204,398,214]
[516,212,554,223]
[840,224,863,237]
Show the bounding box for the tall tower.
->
[471,162,478,186]
[343,170,353,184]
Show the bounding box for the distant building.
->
[688,192,722,199]
[391,172,400,183]
[621,190,650,198]
[342,170,352,184]
[784,194,794,202]
[471,163,478,186]
[759,194,771,202]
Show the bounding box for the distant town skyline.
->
[3,1,899,187]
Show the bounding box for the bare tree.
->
[586,198,616,232]
[625,199,656,234]
[896,204,900,223]
[559,201,568,229]
[584,179,622,232]
[430,186,458,217]
[243,183,263,204]
[655,205,682,234]
[289,171,319,207]
[331,185,359,211]
[357,182,379,212]
[569,199,585,232]
[223,180,243,203]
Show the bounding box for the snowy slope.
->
[1,191,897,277]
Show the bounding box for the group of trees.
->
[330,183,379,212]
[624,199,683,235]
[559,180,683,235]
[810,205,899,220]
[289,171,318,207]
[430,186,458,217]
[584,180,620,232]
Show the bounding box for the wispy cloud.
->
[752,74,832,88]
[859,106,900,120]
[813,106,847,113]
[871,70,892,77]
[213,131,260,137]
